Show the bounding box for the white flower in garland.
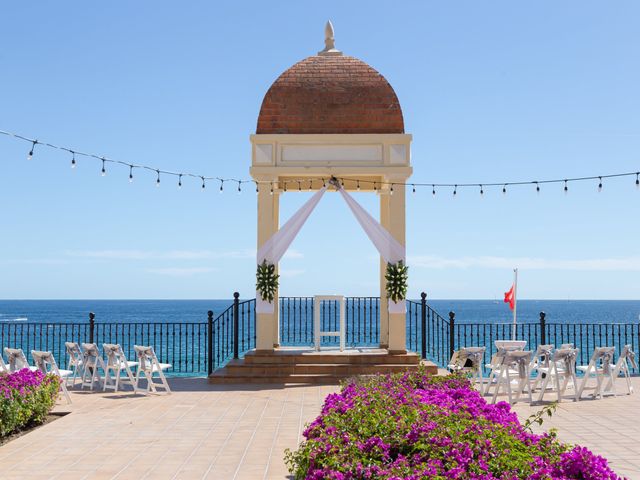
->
[256,260,279,303]
[385,260,408,303]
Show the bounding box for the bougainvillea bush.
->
[285,371,623,480]
[0,368,61,438]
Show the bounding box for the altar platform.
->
[208,347,438,384]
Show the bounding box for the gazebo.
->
[250,22,412,354]
[210,22,431,383]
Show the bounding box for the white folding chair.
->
[536,348,579,403]
[103,343,138,392]
[133,345,171,394]
[0,352,7,373]
[64,342,84,388]
[491,349,533,404]
[605,344,636,396]
[448,347,486,387]
[3,347,38,372]
[31,350,72,404]
[529,344,554,392]
[577,347,616,399]
[80,343,106,390]
[484,342,526,395]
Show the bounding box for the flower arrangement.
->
[256,260,279,303]
[0,368,61,438]
[285,370,623,479]
[385,260,408,303]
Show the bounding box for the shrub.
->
[285,370,623,479]
[0,368,61,438]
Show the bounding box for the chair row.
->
[448,343,636,404]
[0,343,172,404]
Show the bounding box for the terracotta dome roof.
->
[256,55,404,134]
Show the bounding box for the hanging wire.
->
[1,129,639,195]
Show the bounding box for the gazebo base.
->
[208,347,437,384]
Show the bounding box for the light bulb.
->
[598,177,602,192]
[412,184,416,194]
[636,173,639,189]
[71,152,76,169]
[432,185,435,196]
[219,181,224,193]
[237,182,242,194]
[129,166,134,183]
[357,181,360,191]
[101,159,106,177]
[27,140,36,160]
[564,180,568,194]
[178,175,183,189]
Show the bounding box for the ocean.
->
[0,299,639,325]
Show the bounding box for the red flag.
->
[504,284,515,310]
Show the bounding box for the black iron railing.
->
[2,293,639,377]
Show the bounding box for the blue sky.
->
[1,1,639,300]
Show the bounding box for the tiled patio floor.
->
[0,377,638,479]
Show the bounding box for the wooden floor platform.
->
[209,347,438,384]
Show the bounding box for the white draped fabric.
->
[337,188,406,313]
[256,187,327,313]
[256,184,406,314]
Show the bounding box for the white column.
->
[379,191,390,349]
[383,180,406,353]
[256,180,279,351]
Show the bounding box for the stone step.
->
[208,373,354,385]
[207,360,438,384]
[243,350,420,365]
[221,360,420,376]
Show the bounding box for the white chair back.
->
[133,345,171,394]
[102,343,137,392]
[80,343,105,390]
[30,350,72,404]
[4,348,30,372]
[577,346,616,399]
[491,349,533,404]
[536,347,579,403]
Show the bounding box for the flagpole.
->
[512,268,518,340]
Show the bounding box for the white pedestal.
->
[314,295,345,352]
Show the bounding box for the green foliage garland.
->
[256,260,279,303]
[385,260,408,303]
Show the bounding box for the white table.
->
[314,295,345,352]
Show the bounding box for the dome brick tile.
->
[256,55,404,134]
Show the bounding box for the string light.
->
[237,181,241,194]
[298,180,302,192]
[283,181,287,193]
[322,178,326,188]
[453,185,457,196]
[270,183,274,195]
[390,184,394,195]
[200,176,206,190]
[156,170,161,187]
[479,184,484,196]
[27,140,37,160]
[598,177,603,192]
[129,165,134,183]
[255,181,259,194]
[2,130,640,197]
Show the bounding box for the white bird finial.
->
[318,20,342,56]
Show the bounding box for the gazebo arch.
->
[249,22,413,353]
